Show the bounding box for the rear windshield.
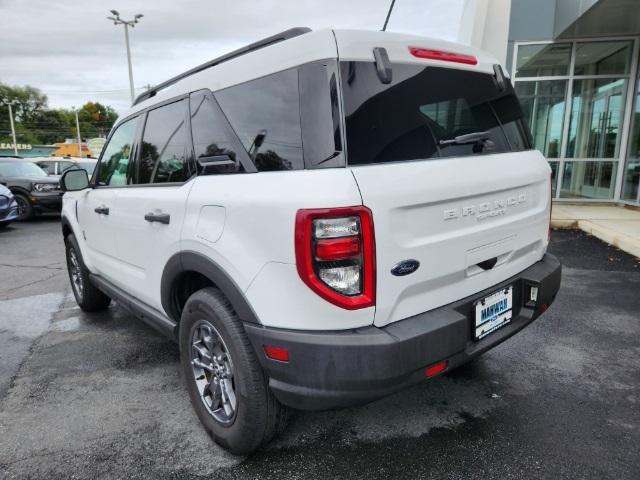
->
[340,62,532,166]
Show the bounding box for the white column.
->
[458,0,512,66]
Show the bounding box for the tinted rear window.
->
[215,68,304,172]
[214,61,343,172]
[340,62,531,166]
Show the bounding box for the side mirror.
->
[60,168,90,192]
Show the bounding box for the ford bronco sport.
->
[60,28,562,455]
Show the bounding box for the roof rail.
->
[132,27,312,106]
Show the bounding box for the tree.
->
[0,84,119,145]
[27,109,74,145]
[0,83,49,144]
[0,83,48,122]
[76,102,118,139]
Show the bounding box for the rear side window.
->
[36,161,54,174]
[189,91,245,174]
[299,61,343,168]
[137,99,192,184]
[59,161,75,173]
[215,68,303,171]
[340,62,531,165]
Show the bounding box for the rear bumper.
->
[245,253,561,410]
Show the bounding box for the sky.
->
[0,0,465,114]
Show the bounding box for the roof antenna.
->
[382,0,396,31]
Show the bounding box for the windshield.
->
[0,161,47,177]
[340,62,532,165]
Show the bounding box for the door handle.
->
[144,212,170,224]
[94,205,109,215]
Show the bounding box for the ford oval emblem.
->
[391,259,420,276]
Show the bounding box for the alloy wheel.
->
[68,247,84,301]
[190,320,237,425]
[15,197,27,220]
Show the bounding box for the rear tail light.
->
[409,47,478,65]
[295,206,375,310]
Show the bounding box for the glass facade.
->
[514,38,640,203]
[622,62,640,202]
[515,80,567,158]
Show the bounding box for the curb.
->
[552,219,640,259]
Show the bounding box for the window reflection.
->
[215,68,303,171]
[516,43,571,77]
[567,78,627,159]
[623,72,640,201]
[561,161,617,199]
[138,100,190,184]
[515,80,567,158]
[574,41,632,76]
[97,117,139,186]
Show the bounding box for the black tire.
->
[64,234,111,312]
[179,287,287,455]
[14,194,33,221]
[0,222,8,229]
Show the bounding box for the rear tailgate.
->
[351,151,550,327]
[336,31,551,327]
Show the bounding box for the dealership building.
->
[504,0,640,205]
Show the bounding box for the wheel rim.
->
[68,247,84,300]
[15,197,27,220]
[190,320,237,425]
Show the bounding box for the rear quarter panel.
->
[181,168,376,330]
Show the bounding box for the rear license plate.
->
[474,286,513,340]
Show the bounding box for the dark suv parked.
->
[0,159,62,220]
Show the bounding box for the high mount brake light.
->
[409,47,478,65]
[295,206,376,310]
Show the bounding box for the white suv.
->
[60,28,561,455]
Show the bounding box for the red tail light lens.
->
[315,236,361,261]
[295,206,375,310]
[409,47,478,65]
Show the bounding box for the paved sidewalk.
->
[551,204,640,258]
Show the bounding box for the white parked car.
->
[59,28,561,454]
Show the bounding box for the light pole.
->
[1,99,19,156]
[72,107,82,158]
[107,10,144,104]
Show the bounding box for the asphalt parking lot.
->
[0,220,639,479]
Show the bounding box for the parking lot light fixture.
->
[1,98,20,156]
[72,107,82,158]
[106,10,144,104]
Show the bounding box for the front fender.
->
[61,197,97,273]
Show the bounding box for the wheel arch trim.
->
[161,251,261,325]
